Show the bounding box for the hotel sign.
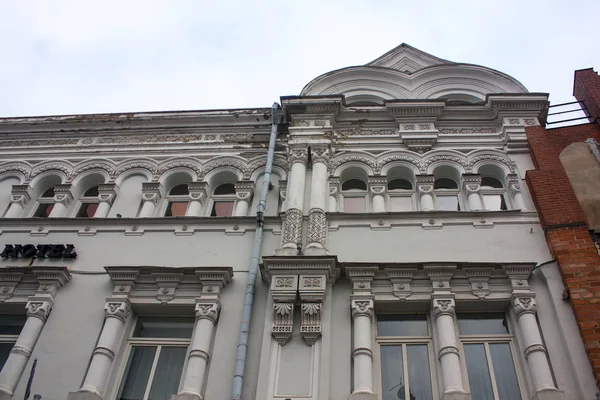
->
[1,244,77,259]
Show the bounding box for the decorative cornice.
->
[262,256,339,282]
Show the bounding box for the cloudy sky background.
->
[1,1,598,118]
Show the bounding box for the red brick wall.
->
[574,69,600,120]
[526,121,600,386]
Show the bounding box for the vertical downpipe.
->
[231,103,279,400]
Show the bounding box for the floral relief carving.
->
[335,128,396,136]
[301,302,322,346]
[432,298,455,319]
[282,208,303,247]
[104,301,131,323]
[307,209,326,247]
[303,277,322,288]
[275,277,294,288]
[438,128,497,134]
[272,301,294,345]
[351,299,374,319]
[195,302,220,323]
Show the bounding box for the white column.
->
[78,301,131,396]
[432,298,467,395]
[368,177,386,213]
[328,178,339,212]
[177,302,220,399]
[234,181,254,217]
[513,296,560,394]
[305,147,329,254]
[351,299,374,394]
[0,301,51,400]
[279,147,308,254]
[186,182,207,217]
[49,184,73,217]
[462,174,483,211]
[3,185,30,218]
[94,184,117,218]
[139,182,161,217]
[508,174,527,211]
[416,175,435,211]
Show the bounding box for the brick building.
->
[526,68,600,388]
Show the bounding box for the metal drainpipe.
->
[231,103,279,400]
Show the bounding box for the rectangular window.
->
[343,196,366,213]
[459,313,523,400]
[165,201,189,217]
[34,203,54,217]
[435,195,460,211]
[482,194,508,211]
[116,318,194,400]
[377,315,435,400]
[389,196,413,212]
[0,315,26,369]
[77,203,99,218]
[211,201,235,217]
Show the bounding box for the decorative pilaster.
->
[507,173,526,211]
[368,176,387,213]
[462,174,483,211]
[298,275,326,345]
[49,184,73,217]
[234,180,254,216]
[186,182,207,217]
[139,182,162,217]
[416,174,435,211]
[3,185,30,218]
[94,183,118,218]
[279,146,308,255]
[271,275,298,346]
[305,145,330,255]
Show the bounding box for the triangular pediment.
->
[366,43,451,73]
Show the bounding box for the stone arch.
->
[113,159,159,183]
[330,152,377,176]
[0,162,31,183]
[30,160,73,181]
[467,149,516,174]
[70,159,115,183]
[157,158,202,179]
[202,156,247,181]
[246,155,288,181]
[159,168,196,194]
[423,150,468,174]
[377,151,424,175]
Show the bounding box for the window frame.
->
[0,314,26,370]
[33,186,56,217]
[375,314,438,400]
[386,180,415,212]
[433,188,463,211]
[76,186,101,218]
[163,184,191,217]
[457,313,527,400]
[209,183,237,217]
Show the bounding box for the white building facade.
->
[0,44,597,400]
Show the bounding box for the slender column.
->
[416,175,435,211]
[186,182,207,217]
[279,147,308,254]
[512,296,561,395]
[49,184,73,217]
[94,183,117,218]
[178,302,220,399]
[328,178,339,212]
[351,299,374,394]
[139,182,161,217]
[432,298,467,394]
[3,185,31,218]
[368,177,386,213]
[462,174,482,211]
[78,301,131,396]
[0,301,52,399]
[508,174,527,211]
[305,146,330,254]
[234,181,254,217]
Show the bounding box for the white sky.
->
[1,1,599,117]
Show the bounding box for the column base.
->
[303,246,328,256]
[275,247,300,256]
[348,393,377,400]
[442,391,471,400]
[532,389,565,400]
[170,393,203,400]
[67,391,104,400]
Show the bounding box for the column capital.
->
[462,173,482,193]
[188,181,208,203]
[26,300,53,322]
[104,300,132,323]
[507,173,521,195]
[416,174,435,194]
[278,180,287,200]
[288,146,309,166]
[368,176,387,196]
[195,301,221,324]
[432,297,456,320]
[512,294,536,318]
[329,177,340,196]
[234,180,254,201]
[310,145,330,165]
[141,182,162,205]
[98,183,118,205]
[351,298,374,320]
[10,184,31,206]
[53,184,73,206]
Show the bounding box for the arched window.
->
[481,176,508,211]
[388,179,412,191]
[432,167,462,211]
[434,178,458,190]
[387,179,414,212]
[341,178,368,213]
[34,187,56,217]
[77,186,100,217]
[211,183,236,217]
[342,179,367,191]
[165,184,190,217]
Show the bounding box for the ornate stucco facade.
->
[0,44,597,400]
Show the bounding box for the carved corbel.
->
[271,275,298,346]
[512,294,536,319]
[106,268,140,297]
[141,182,162,205]
[386,268,417,300]
[368,176,387,197]
[26,300,53,322]
[234,180,254,202]
[53,184,73,207]
[98,183,118,205]
[346,267,378,295]
[195,301,221,324]
[416,175,435,195]
[33,268,72,297]
[464,268,493,299]
[503,264,534,292]
[196,269,233,300]
[351,298,374,320]
[288,146,309,167]
[310,145,330,166]
[462,174,482,194]
[424,265,456,293]
[104,300,132,323]
[298,274,326,345]
[10,184,31,208]
[152,272,183,304]
[507,173,521,197]
[188,181,208,203]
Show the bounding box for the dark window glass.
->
[0,315,27,335]
[34,203,54,217]
[407,344,433,400]
[147,347,187,399]
[489,343,522,400]
[380,345,404,400]
[211,201,235,217]
[41,187,55,198]
[132,318,194,339]
[165,201,188,217]
[434,178,458,189]
[77,203,99,218]
[214,183,235,195]
[377,315,428,336]
[464,344,494,400]
[481,177,503,188]
[388,179,413,190]
[0,343,13,370]
[169,184,189,196]
[341,179,367,191]
[458,313,509,335]
[83,186,100,197]
[117,346,156,400]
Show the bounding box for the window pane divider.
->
[401,344,410,400]
[128,338,190,345]
[376,336,431,342]
[142,345,162,400]
[484,343,501,400]
[0,336,20,342]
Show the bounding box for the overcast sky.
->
[1,1,598,117]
